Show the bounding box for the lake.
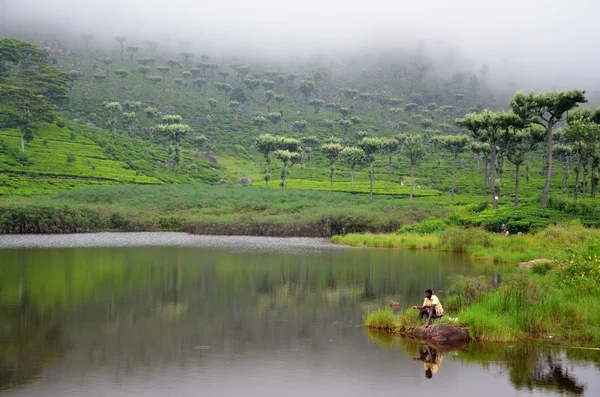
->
[0,233,598,396]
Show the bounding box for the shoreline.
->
[0,232,347,250]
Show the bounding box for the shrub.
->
[56,120,66,128]
[398,217,446,234]
[66,153,76,165]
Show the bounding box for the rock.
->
[218,179,227,185]
[201,151,218,163]
[411,323,470,343]
[236,178,252,185]
[518,259,555,268]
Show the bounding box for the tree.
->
[93,74,105,84]
[81,34,93,51]
[115,36,127,63]
[102,101,122,145]
[471,142,492,198]
[68,70,82,106]
[309,98,324,124]
[243,77,261,98]
[340,146,368,190]
[553,144,573,194]
[255,134,278,186]
[359,137,382,199]
[123,111,137,137]
[299,78,315,106]
[126,46,139,70]
[435,135,471,201]
[252,115,267,131]
[1,85,54,152]
[215,82,232,102]
[380,137,399,182]
[114,69,128,87]
[565,115,600,200]
[230,87,248,104]
[138,65,151,76]
[300,135,319,168]
[193,77,207,92]
[156,66,170,90]
[505,125,545,205]
[457,110,523,209]
[266,112,282,134]
[156,122,191,171]
[273,150,299,188]
[338,119,352,140]
[218,71,229,82]
[510,90,587,207]
[207,98,218,116]
[321,143,343,186]
[403,135,426,204]
[147,75,162,86]
[292,119,308,136]
[274,94,285,110]
[102,58,113,82]
[264,90,275,111]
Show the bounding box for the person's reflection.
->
[412,344,443,379]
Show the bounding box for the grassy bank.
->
[0,183,447,235]
[333,219,600,264]
[364,237,600,344]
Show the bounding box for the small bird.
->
[389,300,400,308]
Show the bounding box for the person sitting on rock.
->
[412,289,444,327]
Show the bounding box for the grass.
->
[364,238,600,344]
[334,221,600,264]
[0,183,448,235]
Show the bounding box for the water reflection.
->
[367,330,591,396]
[0,241,597,397]
[412,344,444,379]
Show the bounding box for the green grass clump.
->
[398,216,447,234]
[364,309,399,329]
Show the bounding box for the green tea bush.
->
[397,216,446,234]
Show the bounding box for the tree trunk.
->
[300,162,303,184]
[20,129,25,152]
[489,143,498,209]
[369,161,374,199]
[351,168,355,190]
[388,155,392,182]
[592,165,597,198]
[483,163,488,198]
[451,155,456,201]
[265,157,270,187]
[514,163,521,207]
[525,163,530,184]
[410,165,414,204]
[574,154,582,200]
[542,124,554,207]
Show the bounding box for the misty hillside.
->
[1,1,600,208]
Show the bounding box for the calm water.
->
[0,234,598,396]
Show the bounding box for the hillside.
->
[0,32,599,226]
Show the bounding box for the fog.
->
[3,0,600,92]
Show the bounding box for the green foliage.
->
[398,217,447,234]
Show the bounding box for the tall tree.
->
[300,135,319,168]
[340,146,368,190]
[1,85,54,152]
[435,135,471,201]
[380,137,399,182]
[403,135,426,204]
[68,70,82,107]
[359,137,382,199]
[553,144,573,194]
[255,134,278,186]
[292,120,308,136]
[505,125,545,206]
[126,46,139,70]
[321,142,343,186]
[114,69,128,87]
[273,150,299,189]
[115,36,127,63]
[457,110,523,209]
[102,101,122,145]
[299,78,315,107]
[510,90,587,207]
